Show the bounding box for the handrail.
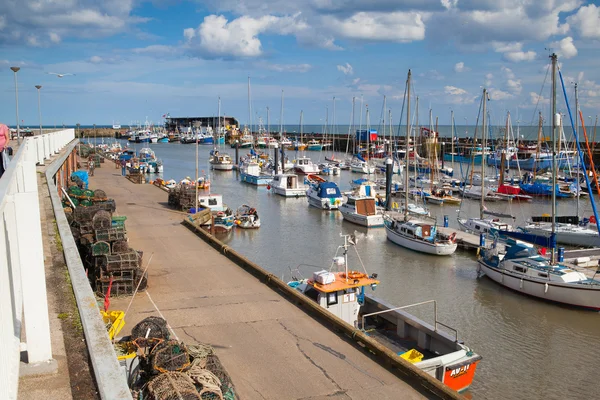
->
[360,299,459,343]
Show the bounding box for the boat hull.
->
[478,261,600,309]
[339,208,384,227]
[212,163,234,171]
[522,226,600,247]
[240,173,271,186]
[272,187,306,197]
[307,193,341,210]
[385,225,457,255]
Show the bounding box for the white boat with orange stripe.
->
[288,235,481,393]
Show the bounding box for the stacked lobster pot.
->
[65,181,147,297]
[167,185,197,211]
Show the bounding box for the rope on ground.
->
[187,366,223,400]
[145,290,180,341]
[187,343,215,368]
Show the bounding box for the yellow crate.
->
[399,349,424,363]
[101,310,125,340]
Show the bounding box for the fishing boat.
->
[269,173,307,197]
[306,139,323,151]
[234,205,261,229]
[240,159,272,186]
[209,150,234,171]
[306,174,343,210]
[197,193,234,233]
[339,182,384,227]
[288,235,481,392]
[293,156,320,175]
[384,217,458,256]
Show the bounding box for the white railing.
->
[0,129,74,399]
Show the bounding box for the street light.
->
[35,85,43,135]
[10,66,21,142]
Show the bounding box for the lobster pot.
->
[100,251,139,272]
[146,372,201,400]
[96,276,135,296]
[92,210,113,230]
[73,202,116,223]
[111,240,130,254]
[93,189,108,202]
[95,226,127,242]
[151,340,191,374]
[91,241,111,256]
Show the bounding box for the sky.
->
[1,0,600,128]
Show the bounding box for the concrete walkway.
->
[90,164,427,399]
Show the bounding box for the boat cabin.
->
[391,221,436,241]
[197,194,225,212]
[272,174,302,189]
[346,197,377,216]
[300,269,379,326]
[295,157,313,167]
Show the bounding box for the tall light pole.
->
[35,85,43,135]
[10,66,21,142]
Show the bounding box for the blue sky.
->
[1,0,600,127]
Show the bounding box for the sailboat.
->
[293,111,320,174]
[478,53,600,309]
[210,97,234,171]
[459,91,516,235]
[384,70,458,256]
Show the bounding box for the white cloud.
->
[530,91,550,105]
[337,63,354,75]
[485,73,493,87]
[489,88,513,100]
[503,50,536,62]
[0,0,148,46]
[454,62,470,73]
[445,86,467,95]
[441,0,458,10]
[567,4,600,39]
[263,63,312,73]
[89,56,103,64]
[551,36,578,59]
[324,11,427,43]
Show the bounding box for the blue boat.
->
[487,152,579,171]
[240,160,272,186]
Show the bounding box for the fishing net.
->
[99,251,139,272]
[95,226,127,242]
[203,355,234,398]
[187,367,223,400]
[131,316,170,344]
[151,340,191,374]
[187,344,214,369]
[92,210,113,230]
[146,372,201,400]
[94,189,107,199]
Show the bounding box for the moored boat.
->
[288,235,481,392]
[306,174,343,210]
[234,204,261,229]
[269,173,307,197]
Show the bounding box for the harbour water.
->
[116,140,600,399]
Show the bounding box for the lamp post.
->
[10,66,21,142]
[35,85,43,135]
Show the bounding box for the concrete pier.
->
[89,164,453,399]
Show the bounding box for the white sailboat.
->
[384,70,458,256]
[478,53,600,309]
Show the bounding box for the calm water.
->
[115,140,600,400]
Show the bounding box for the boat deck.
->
[365,328,437,361]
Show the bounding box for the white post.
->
[43,135,50,160]
[15,159,52,364]
[36,137,45,166]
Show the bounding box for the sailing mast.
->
[480,88,488,220]
[280,90,284,141]
[404,70,411,222]
[451,110,455,174]
[500,112,509,191]
[248,77,252,140]
[346,97,355,156]
[217,96,221,149]
[574,83,580,216]
[550,53,558,265]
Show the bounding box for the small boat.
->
[288,235,481,392]
[269,173,308,197]
[306,174,343,210]
[521,222,600,247]
[197,193,234,233]
[339,182,384,228]
[306,139,323,151]
[234,204,261,229]
[293,156,320,175]
[210,150,234,171]
[384,216,458,256]
[319,162,340,175]
[350,159,375,174]
[240,159,272,186]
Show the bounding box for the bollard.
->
[235,140,239,165]
[558,247,565,262]
[385,158,393,211]
[479,233,486,248]
[443,215,449,228]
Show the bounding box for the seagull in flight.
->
[47,72,76,78]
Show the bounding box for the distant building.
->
[164,116,239,132]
